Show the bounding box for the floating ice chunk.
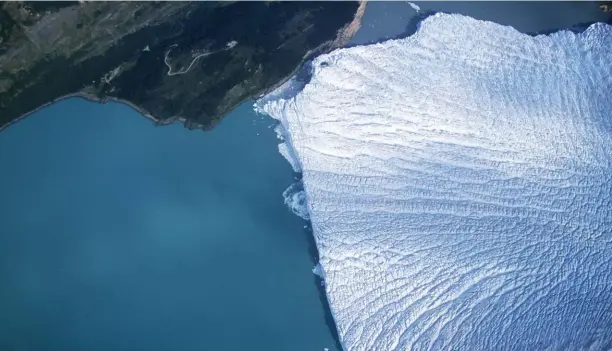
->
[312,263,325,279]
[282,183,309,220]
[407,2,420,13]
[259,13,612,351]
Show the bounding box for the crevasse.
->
[257,13,612,351]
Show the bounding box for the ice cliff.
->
[257,13,612,351]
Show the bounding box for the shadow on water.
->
[288,170,343,351]
[306,225,344,351]
[527,18,612,36]
[304,220,344,351]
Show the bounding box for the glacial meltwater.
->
[0,98,339,351]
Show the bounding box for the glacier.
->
[257,13,612,351]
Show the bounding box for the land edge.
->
[0,1,367,134]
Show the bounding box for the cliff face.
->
[0,1,362,130]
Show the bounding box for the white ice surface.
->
[408,2,420,13]
[258,13,612,351]
[275,124,301,172]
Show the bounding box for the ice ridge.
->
[257,13,612,351]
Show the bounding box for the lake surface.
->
[351,1,608,45]
[0,3,608,351]
[0,98,338,351]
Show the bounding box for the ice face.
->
[258,13,612,351]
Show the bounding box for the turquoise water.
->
[0,98,338,351]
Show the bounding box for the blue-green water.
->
[0,98,338,351]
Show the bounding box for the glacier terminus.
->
[258,13,612,351]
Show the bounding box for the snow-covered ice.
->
[258,13,612,351]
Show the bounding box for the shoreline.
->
[2,5,604,351]
[0,1,367,135]
[1,1,607,136]
[0,92,167,133]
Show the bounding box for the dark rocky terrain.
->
[0,1,364,130]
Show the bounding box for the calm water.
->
[350,1,608,45]
[0,3,608,351]
[0,98,338,351]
